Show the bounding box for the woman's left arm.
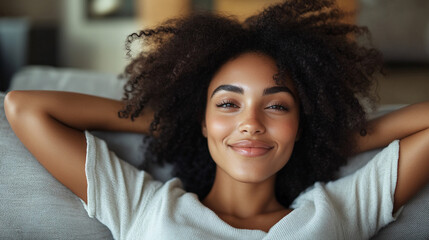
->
[355,101,429,212]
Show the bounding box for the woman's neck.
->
[202,167,285,219]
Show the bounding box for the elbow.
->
[4,90,29,122]
[4,91,20,118]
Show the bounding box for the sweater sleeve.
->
[324,140,402,239]
[80,131,163,240]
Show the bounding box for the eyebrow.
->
[211,85,243,98]
[263,86,296,100]
[211,84,296,101]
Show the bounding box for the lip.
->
[228,140,274,157]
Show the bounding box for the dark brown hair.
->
[119,0,382,207]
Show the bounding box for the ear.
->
[201,119,207,138]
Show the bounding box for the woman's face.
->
[203,52,300,183]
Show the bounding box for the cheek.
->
[267,118,299,144]
[205,112,235,141]
[267,119,299,172]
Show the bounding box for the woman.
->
[4,0,429,239]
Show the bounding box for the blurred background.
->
[0,0,428,104]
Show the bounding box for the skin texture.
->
[203,52,299,184]
[201,52,299,231]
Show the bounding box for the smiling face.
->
[203,52,300,184]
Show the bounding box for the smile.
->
[229,140,274,157]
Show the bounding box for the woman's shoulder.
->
[291,140,399,207]
[290,140,401,238]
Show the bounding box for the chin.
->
[229,170,274,184]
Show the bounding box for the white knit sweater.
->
[81,131,401,240]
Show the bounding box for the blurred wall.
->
[0,0,60,90]
[60,0,140,74]
[358,0,429,62]
[0,0,140,74]
[1,0,427,104]
[0,0,60,24]
[214,0,356,22]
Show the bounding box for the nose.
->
[238,110,266,135]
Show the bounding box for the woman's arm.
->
[355,101,429,212]
[4,90,154,203]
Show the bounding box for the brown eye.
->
[216,101,239,108]
[265,104,288,112]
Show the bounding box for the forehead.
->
[208,52,296,94]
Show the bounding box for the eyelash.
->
[265,104,289,112]
[215,101,289,112]
[216,100,238,108]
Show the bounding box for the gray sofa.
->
[1,66,428,239]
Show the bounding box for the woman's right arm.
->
[4,90,153,203]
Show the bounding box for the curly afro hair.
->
[119,0,383,207]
